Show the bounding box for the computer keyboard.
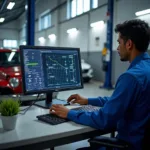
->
[72,105,100,112]
[37,113,69,125]
[36,105,100,125]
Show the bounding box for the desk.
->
[0,106,112,150]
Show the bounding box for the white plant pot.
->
[1,115,18,130]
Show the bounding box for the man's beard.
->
[120,56,128,61]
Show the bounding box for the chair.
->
[88,119,150,150]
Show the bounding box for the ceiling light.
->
[0,18,5,22]
[48,34,56,40]
[135,9,150,16]
[7,2,15,10]
[90,21,104,28]
[67,28,78,34]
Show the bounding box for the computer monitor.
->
[20,45,83,108]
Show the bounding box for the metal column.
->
[26,0,35,46]
[102,0,114,89]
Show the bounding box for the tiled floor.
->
[54,134,112,150]
[48,80,114,150]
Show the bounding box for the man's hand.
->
[67,94,88,105]
[49,104,70,118]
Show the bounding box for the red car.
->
[0,49,22,95]
[0,49,58,100]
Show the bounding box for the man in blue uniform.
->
[50,19,150,150]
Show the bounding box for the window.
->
[69,0,94,18]
[71,0,77,17]
[77,0,83,15]
[83,0,90,12]
[69,0,97,19]
[39,10,51,30]
[22,24,26,37]
[3,40,17,48]
[92,0,98,9]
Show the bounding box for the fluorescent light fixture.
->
[67,28,78,34]
[90,21,104,28]
[135,9,150,16]
[7,2,15,10]
[0,18,5,22]
[38,37,45,43]
[48,34,56,40]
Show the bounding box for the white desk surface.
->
[0,105,97,149]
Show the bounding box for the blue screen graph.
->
[20,47,83,94]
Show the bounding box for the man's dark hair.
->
[115,19,150,52]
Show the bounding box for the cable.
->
[19,94,40,115]
[19,101,36,115]
[19,94,67,115]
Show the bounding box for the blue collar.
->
[128,52,150,70]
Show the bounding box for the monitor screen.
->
[20,46,83,95]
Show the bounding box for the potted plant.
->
[0,98,20,130]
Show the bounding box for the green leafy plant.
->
[0,98,20,116]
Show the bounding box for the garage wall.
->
[113,0,150,50]
[0,21,19,47]
[1,0,150,84]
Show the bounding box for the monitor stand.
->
[34,92,68,109]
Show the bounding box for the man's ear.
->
[126,39,133,51]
